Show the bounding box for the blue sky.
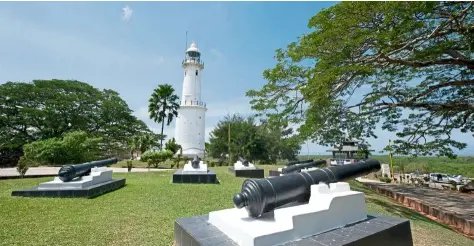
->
[1,2,473,156]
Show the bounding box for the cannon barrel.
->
[58,158,118,182]
[286,159,314,167]
[233,159,380,218]
[191,156,200,168]
[239,156,249,167]
[281,159,326,174]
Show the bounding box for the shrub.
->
[16,157,30,178]
[23,131,102,166]
[141,150,173,168]
[379,177,392,183]
[383,173,389,178]
[126,160,133,172]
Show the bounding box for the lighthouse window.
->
[195,70,198,76]
[184,70,187,76]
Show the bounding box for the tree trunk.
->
[160,120,165,150]
[160,100,166,150]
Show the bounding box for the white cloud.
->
[121,5,133,22]
[210,48,223,59]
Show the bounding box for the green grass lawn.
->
[0,166,471,246]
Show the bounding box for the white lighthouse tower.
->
[174,42,207,158]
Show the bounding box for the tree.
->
[129,132,161,158]
[247,2,474,158]
[98,89,148,156]
[165,138,181,155]
[257,119,302,163]
[0,79,150,166]
[208,114,301,163]
[208,114,259,162]
[148,84,180,149]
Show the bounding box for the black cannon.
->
[58,158,118,182]
[233,159,380,218]
[239,156,249,167]
[191,156,200,168]
[286,159,314,167]
[281,159,326,174]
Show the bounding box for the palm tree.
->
[148,84,180,149]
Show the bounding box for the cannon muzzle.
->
[58,158,118,182]
[281,159,326,174]
[239,156,249,167]
[191,156,200,168]
[233,159,380,218]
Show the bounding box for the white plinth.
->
[38,167,113,190]
[208,182,367,246]
[301,167,319,172]
[182,161,208,173]
[381,164,391,178]
[234,161,256,170]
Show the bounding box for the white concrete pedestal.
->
[234,161,256,170]
[301,167,319,173]
[182,161,208,174]
[37,167,113,190]
[208,182,367,246]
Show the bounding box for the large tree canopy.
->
[0,79,149,166]
[247,2,474,158]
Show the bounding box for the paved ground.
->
[358,179,474,219]
[0,167,173,178]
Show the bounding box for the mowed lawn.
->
[0,166,472,246]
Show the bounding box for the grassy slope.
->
[0,166,471,246]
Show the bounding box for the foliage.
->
[0,79,149,166]
[129,132,162,157]
[141,150,174,168]
[23,131,103,165]
[16,157,30,178]
[257,119,302,163]
[247,2,474,158]
[148,84,180,149]
[379,177,392,183]
[164,138,181,155]
[208,114,302,163]
[126,160,133,172]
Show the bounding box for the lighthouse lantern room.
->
[174,42,207,158]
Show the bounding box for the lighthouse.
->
[174,42,207,158]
